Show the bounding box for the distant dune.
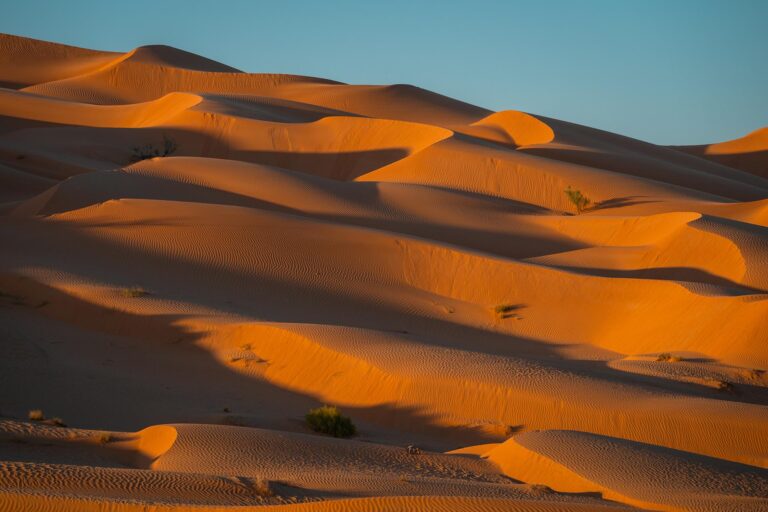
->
[0,33,766,512]
[671,127,768,179]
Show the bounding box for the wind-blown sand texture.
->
[0,34,767,512]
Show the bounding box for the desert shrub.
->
[656,353,682,363]
[529,483,553,494]
[97,432,112,444]
[253,479,275,497]
[131,135,177,162]
[406,444,421,454]
[709,379,734,392]
[120,286,148,298]
[740,368,765,381]
[564,186,591,214]
[28,409,44,421]
[305,405,356,438]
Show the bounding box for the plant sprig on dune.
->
[564,186,591,214]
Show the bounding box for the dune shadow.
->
[239,149,409,181]
[562,357,768,407]
[0,273,516,451]
[520,146,764,201]
[539,263,766,296]
[671,146,768,179]
[0,125,412,188]
[591,195,660,211]
[343,403,505,451]
[0,80,24,90]
[202,94,360,123]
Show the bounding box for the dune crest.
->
[470,110,555,146]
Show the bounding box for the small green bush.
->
[564,186,591,214]
[305,405,356,438]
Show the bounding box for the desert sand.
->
[0,33,766,512]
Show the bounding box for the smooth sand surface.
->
[1,34,767,511]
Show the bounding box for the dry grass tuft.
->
[120,286,149,298]
[493,304,523,320]
[47,417,66,427]
[253,479,275,497]
[529,483,554,494]
[708,379,735,392]
[656,353,682,363]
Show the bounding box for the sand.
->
[0,33,766,512]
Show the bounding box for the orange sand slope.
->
[0,34,767,512]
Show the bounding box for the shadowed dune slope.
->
[671,127,768,179]
[0,34,119,89]
[1,34,767,512]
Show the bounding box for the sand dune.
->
[672,127,768,178]
[1,34,767,511]
[483,430,768,511]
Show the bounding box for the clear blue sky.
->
[2,0,767,145]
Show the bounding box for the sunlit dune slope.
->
[1,33,767,512]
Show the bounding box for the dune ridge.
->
[1,33,766,511]
[672,127,768,178]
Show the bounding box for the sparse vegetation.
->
[130,135,178,162]
[564,186,591,214]
[406,444,421,455]
[739,368,765,381]
[120,286,149,298]
[709,379,734,393]
[49,417,66,427]
[28,409,44,421]
[529,483,554,494]
[494,304,523,320]
[656,353,683,363]
[305,405,356,438]
[253,479,275,497]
